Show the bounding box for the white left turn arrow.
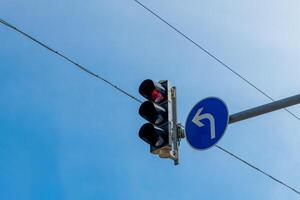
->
[192,108,216,139]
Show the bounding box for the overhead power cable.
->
[0,18,142,104]
[216,145,300,195]
[133,0,300,122]
[1,18,299,196]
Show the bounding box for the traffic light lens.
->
[139,123,168,148]
[139,79,166,102]
[151,89,165,103]
[139,123,158,146]
[139,101,167,125]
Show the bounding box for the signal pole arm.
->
[229,94,300,124]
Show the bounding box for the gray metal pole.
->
[229,94,300,124]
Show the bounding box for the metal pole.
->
[229,94,300,124]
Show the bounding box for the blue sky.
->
[1,0,300,199]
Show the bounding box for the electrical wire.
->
[133,0,300,122]
[216,145,300,195]
[0,18,142,104]
[1,18,299,196]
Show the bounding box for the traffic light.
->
[138,79,184,165]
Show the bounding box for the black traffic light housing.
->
[138,79,184,165]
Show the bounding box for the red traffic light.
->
[139,79,166,103]
[151,89,164,103]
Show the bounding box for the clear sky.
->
[1,0,300,199]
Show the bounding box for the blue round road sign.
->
[185,97,229,150]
